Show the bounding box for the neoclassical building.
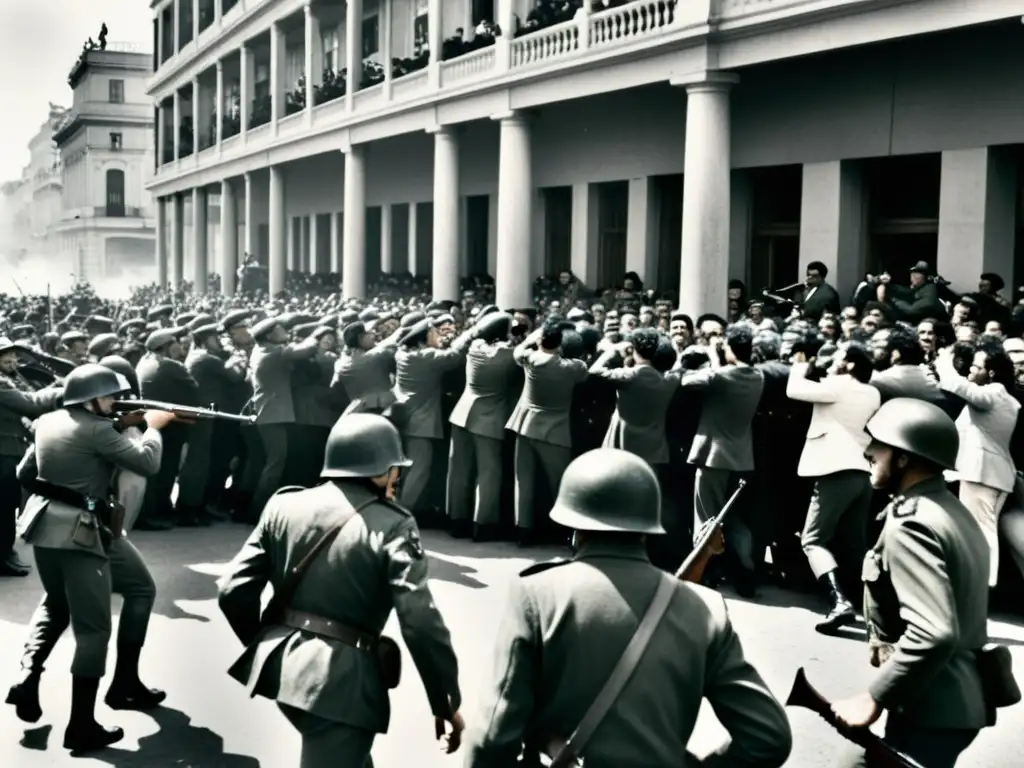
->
[146,0,1024,310]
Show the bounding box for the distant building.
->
[27,105,67,251]
[52,41,156,283]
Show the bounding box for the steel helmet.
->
[549,448,665,535]
[865,397,959,471]
[62,363,131,407]
[321,413,413,478]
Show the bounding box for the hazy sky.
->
[0,0,151,182]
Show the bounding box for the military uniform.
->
[332,326,401,416]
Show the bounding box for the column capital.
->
[304,1,314,15]
[490,110,532,125]
[426,123,459,137]
[669,70,740,93]
[215,58,223,72]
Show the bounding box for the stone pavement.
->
[1,524,1022,767]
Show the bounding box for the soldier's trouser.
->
[237,424,264,493]
[514,436,572,530]
[278,703,375,768]
[801,470,872,579]
[251,424,289,519]
[29,548,112,678]
[399,436,435,511]
[0,454,19,557]
[838,721,977,767]
[208,420,240,501]
[959,480,1008,587]
[22,539,155,675]
[694,466,754,571]
[178,419,213,509]
[446,427,503,525]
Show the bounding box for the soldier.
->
[217,413,465,767]
[465,448,793,767]
[217,309,255,518]
[5,364,176,752]
[832,398,991,767]
[332,320,401,416]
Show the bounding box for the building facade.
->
[146,0,1024,310]
[27,107,68,253]
[54,42,158,283]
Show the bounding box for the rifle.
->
[112,399,256,425]
[786,668,928,768]
[674,480,746,583]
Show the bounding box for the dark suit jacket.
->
[505,347,589,449]
[292,354,338,428]
[681,364,764,472]
[449,340,518,441]
[185,349,245,410]
[249,340,318,425]
[800,282,840,321]
[136,353,201,407]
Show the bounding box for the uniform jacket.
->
[0,375,61,457]
[333,333,400,415]
[886,281,948,323]
[681,363,764,472]
[17,408,163,558]
[449,339,518,441]
[249,339,318,425]
[589,355,680,465]
[217,480,461,734]
[464,540,792,768]
[870,364,964,421]
[505,347,589,448]
[393,332,473,440]
[865,477,991,729]
[185,348,245,411]
[786,363,880,477]
[936,358,1020,492]
[291,354,338,427]
[136,353,201,407]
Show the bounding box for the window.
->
[109,79,125,103]
[109,132,123,151]
[362,15,380,58]
[472,0,495,25]
[286,48,304,86]
[414,2,429,52]
[322,28,340,71]
[105,169,125,217]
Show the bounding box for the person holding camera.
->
[875,261,950,323]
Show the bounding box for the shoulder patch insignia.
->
[519,559,571,577]
[892,497,919,519]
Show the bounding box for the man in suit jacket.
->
[217,415,464,767]
[680,324,764,590]
[505,323,589,546]
[870,327,964,419]
[800,261,841,322]
[332,321,402,416]
[465,449,792,768]
[935,342,1021,586]
[787,342,880,632]
[446,312,518,541]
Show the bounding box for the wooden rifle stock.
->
[786,668,928,768]
[112,399,256,425]
[674,480,747,583]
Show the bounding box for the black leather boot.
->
[5,668,43,723]
[815,570,857,634]
[104,644,166,711]
[63,676,124,752]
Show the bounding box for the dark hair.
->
[560,331,586,360]
[651,339,677,373]
[577,325,601,356]
[540,322,563,351]
[725,324,754,364]
[885,327,924,366]
[752,333,781,363]
[631,328,660,361]
[807,261,828,278]
[696,313,727,331]
[841,342,873,383]
[976,342,1015,388]
[951,341,977,375]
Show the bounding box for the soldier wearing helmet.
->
[831,398,992,767]
[218,413,465,767]
[5,363,179,753]
[466,448,792,768]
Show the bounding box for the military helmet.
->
[549,448,665,535]
[865,397,959,471]
[62,363,132,406]
[321,413,413,479]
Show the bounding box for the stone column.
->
[155,104,165,167]
[240,45,251,136]
[408,202,418,275]
[343,145,367,298]
[243,171,254,257]
[269,165,286,295]
[431,126,460,300]
[171,194,185,287]
[304,3,321,123]
[493,112,534,309]
[173,0,180,53]
[678,73,739,318]
[345,0,363,111]
[215,0,222,25]
[270,22,286,133]
[570,182,598,285]
[487,193,498,276]
[192,0,200,40]
[330,211,340,272]
[156,14,164,65]
[220,179,238,295]
[156,196,168,288]
[380,204,393,273]
[192,187,209,292]
[287,216,296,270]
[191,76,201,153]
[729,170,753,285]
[625,177,657,284]
[173,90,181,160]
[382,0,393,98]
[799,161,867,299]
[215,60,224,150]
[937,147,1018,293]
[427,0,443,88]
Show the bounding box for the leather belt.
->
[281,609,378,652]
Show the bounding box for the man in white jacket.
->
[787,342,880,633]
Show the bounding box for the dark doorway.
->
[366,206,382,281]
[865,153,941,277]
[416,202,433,277]
[466,195,489,277]
[596,181,629,288]
[654,174,683,291]
[105,169,126,217]
[748,165,802,293]
[543,186,571,276]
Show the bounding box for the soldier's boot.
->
[63,676,124,752]
[104,643,166,711]
[815,570,857,634]
[5,668,43,723]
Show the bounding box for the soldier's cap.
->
[9,324,36,340]
[186,314,216,332]
[175,312,198,327]
[219,309,253,332]
[342,321,373,346]
[909,260,931,276]
[566,307,589,322]
[84,315,116,333]
[292,313,317,327]
[475,311,513,342]
[512,307,538,320]
[399,311,426,328]
[0,337,18,355]
[339,309,360,325]
[87,333,121,356]
[358,308,379,322]
[60,330,89,346]
[145,328,184,352]
[25,311,44,322]
[118,318,146,335]
[427,299,457,312]
[191,323,221,342]
[318,314,339,329]
[147,304,174,320]
[292,322,319,340]
[273,312,301,331]
[7,310,25,323]
[251,317,284,342]
[400,318,435,347]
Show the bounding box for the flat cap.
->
[88,333,121,356]
[400,311,426,328]
[220,309,252,332]
[9,324,35,340]
[191,323,220,341]
[186,314,216,331]
[175,312,198,327]
[147,304,174,320]
[251,317,283,342]
[84,315,116,333]
[60,331,89,345]
[118,319,146,335]
[292,322,319,340]
[145,327,184,352]
[400,318,434,347]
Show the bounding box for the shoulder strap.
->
[551,573,677,767]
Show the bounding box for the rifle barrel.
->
[673,479,747,580]
[113,399,256,425]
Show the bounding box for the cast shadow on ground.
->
[422,529,567,564]
[426,554,488,589]
[83,706,261,768]
[149,563,224,623]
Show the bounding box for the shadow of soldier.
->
[86,706,261,768]
[147,562,222,623]
[426,554,488,589]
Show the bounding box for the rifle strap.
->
[551,573,677,766]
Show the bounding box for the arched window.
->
[106,169,125,217]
